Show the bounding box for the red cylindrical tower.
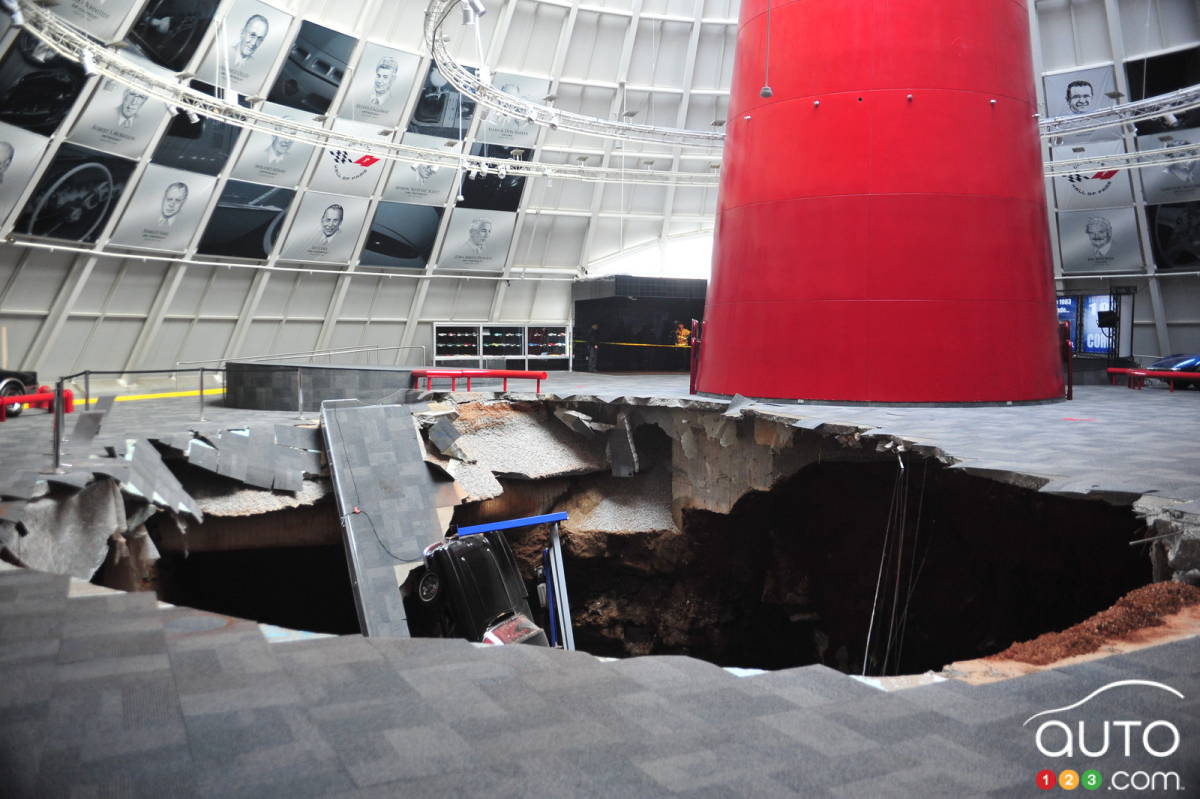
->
[697,0,1064,403]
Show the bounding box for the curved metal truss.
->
[424,0,725,149]
[15,0,721,187]
[15,0,1200,184]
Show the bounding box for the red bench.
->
[1107,367,1200,392]
[410,369,548,393]
[0,386,75,421]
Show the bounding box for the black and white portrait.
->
[360,201,442,269]
[337,42,418,127]
[198,0,293,96]
[1058,207,1142,274]
[478,72,550,148]
[0,120,49,223]
[267,21,356,114]
[125,0,220,72]
[457,143,526,213]
[1138,128,1200,204]
[228,100,315,187]
[68,58,169,158]
[437,208,515,271]
[0,32,86,136]
[307,119,388,197]
[407,64,477,140]
[382,132,461,206]
[278,192,369,263]
[1050,139,1132,211]
[197,179,295,259]
[110,164,216,252]
[15,143,136,243]
[1044,66,1121,142]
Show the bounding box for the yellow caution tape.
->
[82,388,227,404]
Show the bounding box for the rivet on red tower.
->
[697,0,1064,403]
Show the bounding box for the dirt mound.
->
[990,581,1200,666]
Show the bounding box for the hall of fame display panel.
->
[51,0,141,43]
[229,101,317,187]
[1050,139,1133,211]
[0,32,86,137]
[1057,206,1142,274]
[277,191,369,263]
[267,21,357,115]
[381,132,461,206]
[151,81,245,176]
[1137,127,1200,205]
[436,207,515,272]
[1147,200,1200,271]
[124,0,220,72]
[478,72,551,149]
[0,120,49,226]
[457,142,527,213]
[359,201,442,269]
[336,41,419,128]
[1043,65,1121,143]
[307,119,389,198]
[407,63,477,141]
[197,0,293,97]
[109,164,217,252]
[197,179,295,259]
[67,54,172,159]
[14,143,136,243]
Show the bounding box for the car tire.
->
[417,571,440,603]
[0,380,25,418]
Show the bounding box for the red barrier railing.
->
[410,369,549,393]
[1108,368,1200,392]
[0,386,74,422]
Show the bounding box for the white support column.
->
[19,253,99,372]
[659,1,704,239]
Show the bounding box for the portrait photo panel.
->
[151,81,244,176]
[1050,139,1133,211]
[197,179,294,259]
[1057,207,1142,274]
[360,201,442,269]
[68,56,171,159]
[1044,65,1121,143]
[228,101,317,187]
[382,132,461,206]
[0,121,50,225]
[478,72,551,149]
[277,191,369,263]
[52,0,142,43]
[197,0,293,97]
[0,32,86,136]
[337,42,419,128]
[457,143,527,213]
[307,119,389,197]
[406,63,477,141]
[15,143,137,243]
[267,21,357,115]
[437,208,515,272]
[124,0,221,72]
[1148,201,1200,271]
[1138,128,1200,205]
[109,164,217,252]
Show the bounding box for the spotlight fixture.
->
[621,109,638,118]
[711,119,726,127]
[1162,112,1181,127]
[456,194,465,202]
[462,0,486,17]
[166,105,180,117]
[461,4,477,24]
[759,86,773,98]
[1071,146,1086,154]
[186,110,200,124]
[79,51,97,77]
[2,0,23,27]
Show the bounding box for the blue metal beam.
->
[456,512,568,536]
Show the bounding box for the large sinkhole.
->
[504,450,1152,676]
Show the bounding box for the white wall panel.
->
[1119,0,1200,57]
[165,269,213,317]
[198,270,256,318]
[279,273,340,319]
[514,213,587,265]
[74,319,142,373]
[528,278,571,320]
[498,1,568,74]
[176,321,237,363]
[2,252,74,313]
[69,259,124,316]
[628,20,691,87]
[108,261,167,315]
[562,11,627,83]
[143,319,191,369]
[694,24,735,89]
[40,318,96,379]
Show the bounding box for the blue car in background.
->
[1148,354,1200,372]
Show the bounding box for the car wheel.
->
[0,380,24,418]
[417,571,441,603]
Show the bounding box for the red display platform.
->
[697,0,1064,403]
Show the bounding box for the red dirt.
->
[990,581,1200,666]
[453,401,541,433]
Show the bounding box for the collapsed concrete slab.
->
[451,401,609,479]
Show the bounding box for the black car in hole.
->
[403,529,548,647]
[0,369,38,417]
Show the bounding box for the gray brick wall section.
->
[226,363,414,412]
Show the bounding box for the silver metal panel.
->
[1058,206,1143,273]
[196,0,294,96]
[278,190,370,263]
[337,41,420,128]
[109,164,217,252]
[437,207,515,272]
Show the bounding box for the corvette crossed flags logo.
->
[1065,169,1118,183]
[330,150,380,168]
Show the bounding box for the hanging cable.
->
[760,0,773,98]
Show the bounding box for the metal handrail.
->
[175,344,427,369]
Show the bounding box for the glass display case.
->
[482,326,525,357]
[434,325,480,362]
[527,326,569,359]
